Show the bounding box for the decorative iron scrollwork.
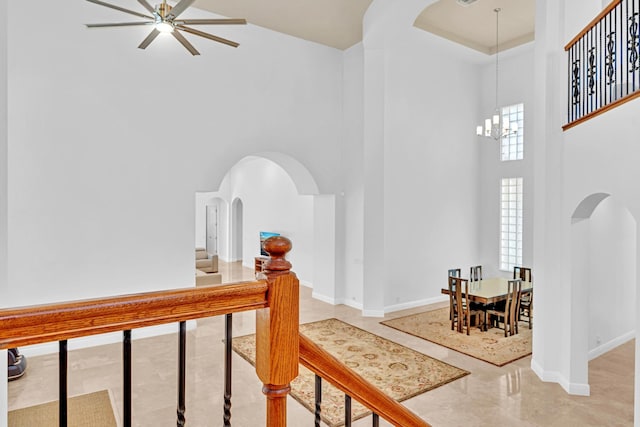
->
[588,47,597,95]
[571,58,581,105]
[606,31,617,85]
[629,13,640,72]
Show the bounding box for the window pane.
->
[499,177,523,271]
[500,103,524,162]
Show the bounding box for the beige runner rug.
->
[232,318,469,427]
[381,307,532,367]
[8,390,117,427]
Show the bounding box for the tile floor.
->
[7,261,634,426]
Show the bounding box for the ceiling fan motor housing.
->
[156,2,172,19]
[456,0,478,6]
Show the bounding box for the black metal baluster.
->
[372,413,380,427]
[630,1,640,92]
[123,330,132,427]
[345,394,352,427]
[618,3,623,99]
[578,37,589,117]
[177,321,186,427]
[59,340,68,427]
[314,375,322,427]
[224,313,232,427]
[599,18,603,111]
[627,0,631,97]
[567,44,571,122]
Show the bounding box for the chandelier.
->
[476,8,517,140]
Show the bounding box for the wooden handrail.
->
[1,236,429,426]
[0,280,268,349]
[299,333,430,427]
[564,0,621,50]
[563,89,640,130]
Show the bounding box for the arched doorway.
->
[212,153,337,303]
[570,193,636,395]
[231,198,243,262]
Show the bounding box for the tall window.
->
[500,177,523,271]
[500,103,524,161]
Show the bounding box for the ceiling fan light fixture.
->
[155,21,174,33]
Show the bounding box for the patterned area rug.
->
[232,318,469,427]
[8,390,117,427]
[381,307,532,367]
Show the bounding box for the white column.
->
[0,0,8,423]
[569,218,590,395]
[531,0,568,383]
[312,195,336,302]
[362,46,385,316]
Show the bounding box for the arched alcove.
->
[209,153,338,303]
[570,193,636,396]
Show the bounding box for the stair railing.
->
[564,0,640,130]
[1,236,428,426]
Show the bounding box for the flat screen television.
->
[259,231,280,256]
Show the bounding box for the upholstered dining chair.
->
[447,268,462,320]
[487,279,522,337]
[514,267,533,329]
[449,276,481,335]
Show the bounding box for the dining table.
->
[442,277,532,305]
[441,277,533,331]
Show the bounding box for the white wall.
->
[5,0,342,306]
[382,33,481,310]
[478,44,535,278]
[216,157,314,284]
[340,43,365,307]
[587,196,636,354]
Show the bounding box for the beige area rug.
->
[232,318,469,427]
[8,390,117,427]
[381,307,532,367]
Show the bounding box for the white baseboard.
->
[362,309,385,318]
[20,321,197,358]
[588,330,635,361]
[383,295,448,314]
[530,358,590,396]
[299,280,313,289]
[311,291,337,305]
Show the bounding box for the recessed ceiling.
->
[194,0,373,50]
[414,0,536,55]
[193,0,535,53]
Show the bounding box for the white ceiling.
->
[193,0,535,53]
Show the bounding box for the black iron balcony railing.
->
[564,0,640,130]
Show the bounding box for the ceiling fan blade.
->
[86,21,154,28]
[136,0,155,14]
[166,0,196,19]
[176,25,239,48]
[174,18,247,26]
[172,31,200,56]
[138,28,160,50]
[86,0,153,20]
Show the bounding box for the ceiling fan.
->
[85,0,247,55]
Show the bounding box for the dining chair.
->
[514,267,533,329]
[513,266,532,282]
[470,265,483,282]
[468,265,487,328]
[486,279,522,337]
[447,268,462,320]
[449,276,481,335]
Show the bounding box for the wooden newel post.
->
[255,236,299,426]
